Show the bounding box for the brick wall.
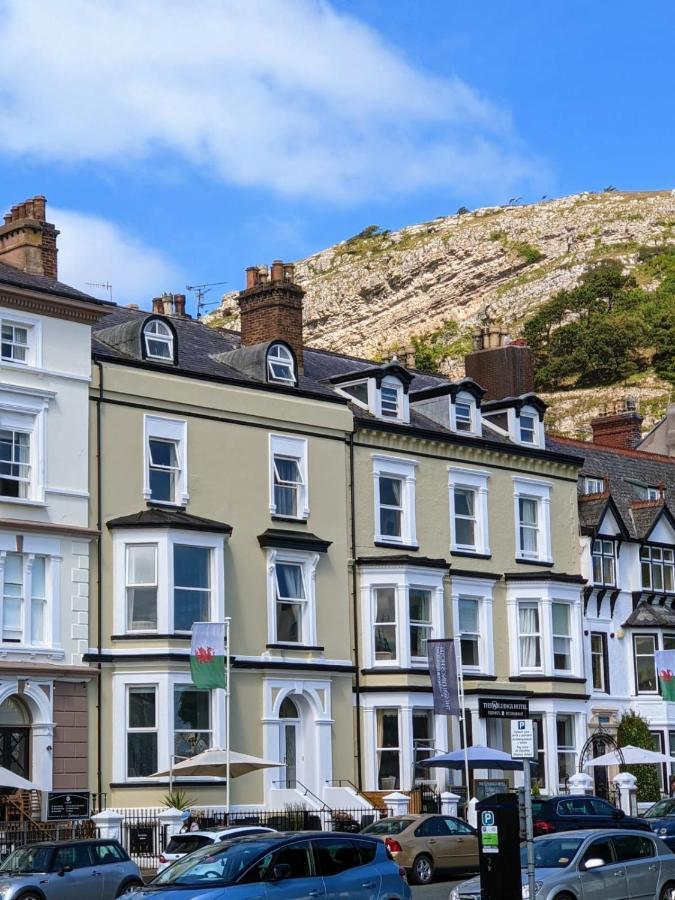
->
[238,282,305,366]
[465,344,534,401]
[52,681,88,790]
[590,411,644,449]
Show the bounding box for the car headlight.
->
[449,889,460,900]
[522,880,543,898]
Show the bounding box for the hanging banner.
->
[655,650,675,701]
[190,622,227,690]
[427,638,461,716]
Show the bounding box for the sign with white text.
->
[510,718,535,759]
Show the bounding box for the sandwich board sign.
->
[510,718,535,759]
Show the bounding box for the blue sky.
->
[0,0,672,312]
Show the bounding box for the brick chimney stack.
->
[0,196,59,278]
[591,397,644,450]
[464,325,535,401]
[151,293,188,317]
[238,261,304,368]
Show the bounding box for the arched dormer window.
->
[267,343,296,385]
[143,318,175,362]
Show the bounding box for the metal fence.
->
[0,820,96,860]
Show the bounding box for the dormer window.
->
[144,320,174,361]
[340,381,369,406]
[584,477,605,495]
[267,343,295,385]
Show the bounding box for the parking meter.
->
[476,793,522,900]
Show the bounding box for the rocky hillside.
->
[209,190,675,434]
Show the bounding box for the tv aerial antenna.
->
[186,281,229,318]
[85,281,113,302]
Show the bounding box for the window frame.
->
[450,391,480,436]
[113,528,226,636]
[375,707,401,791]
[266,343,296,386]
[590,632,610,694]
[143,318,175,362]
[551,601,573,673]
[143,415,188,507]
[0,313,41,369]
[507,581,582,678]
[173,683,212,761]
[361,564,444,670]
[591,539,616,587]
[126,685,158,780]
[584,477,605,495]
[556,713,576,791]
[633,632,659,694]
[266,548,319,647]
[513,477,552,563]
[517,600,543,673]
[448,467,490,556]
[377,376,408,423]
[0,551,53,648]
[372,455,417,547]
[0,386,51,505]
[451,576,495,677]
[269,434,309,520]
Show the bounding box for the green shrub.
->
[617,710,661,803]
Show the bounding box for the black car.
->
[532,795,651,836]
[643,797,675,849]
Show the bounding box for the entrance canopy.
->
[420,745,525,771]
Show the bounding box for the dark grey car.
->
[0,838,143,899]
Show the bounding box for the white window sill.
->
[515,556,553,565]
[0,496,46,507]
[0,645,65,659]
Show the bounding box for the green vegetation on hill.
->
[523,247,675,390]
[381,319,473,375]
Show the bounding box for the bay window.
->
[591,539,615,586]
[374,588,397,662]
[556,715,576,789]
[409,588,432,660]
[0,552,49,646]
[518,602,542,670]
[531,713,546,791]
[174,685,212,759]
[127,687,157,778]
[458,598,480,668]
[114,529,225,635]
[412,709,434,783]
[552,602,572,672]
[641,546,675,592]
[373,456,417,546]
[376,709,400,790]
[634,634,658,693]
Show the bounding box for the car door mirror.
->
[583,858,605,870]
[614,809,625,819]
[58,864,73,876]
[272,863,291,881]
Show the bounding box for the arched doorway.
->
[0,697,30,778]
[279,696,300,788]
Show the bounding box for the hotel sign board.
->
[479,697,529,720]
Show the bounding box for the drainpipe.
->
[349,432,363,790]
[94,359,104,802]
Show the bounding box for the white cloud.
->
[0,0,547,201]
[53,208,181,304]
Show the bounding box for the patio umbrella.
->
[152,747,282,779]
[420,744,526,771]
[584,744,675,767]
[0,766,44,791]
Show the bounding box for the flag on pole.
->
[190,622,227,690]
[427,638,461,715]
[655,650,675,701]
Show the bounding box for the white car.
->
[156,825,276,872]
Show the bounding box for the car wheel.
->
[17,894,42,900]
[553,894,576,900]
[409,853,434,885]
[116,879,144,896]
[660,883,675,900]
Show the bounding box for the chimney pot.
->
[238,261,305,372]
[271,260,285,283]
[152,297,163,314]
[0,196,59,277]
[246,266,259,289]
[590,397,644,449]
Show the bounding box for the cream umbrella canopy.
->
[584,744,675,767]
[152,747,282,780]
[0,767,43,791]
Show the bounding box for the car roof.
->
[20,839,120,848]
[536,828,655,838]
[182,827,274,838]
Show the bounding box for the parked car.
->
[644,798,675,850]
[0,838,143,899]
[361,813,479,885]
[157,825,277,872]
[450,829,675,900]
[137,831,411,899]
[531,794,651,836]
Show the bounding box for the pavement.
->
[412,876,462,899]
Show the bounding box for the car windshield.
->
[0,845,53,873]
[361,818,413,835]
[151,838,275,886]
[645,800,675,818]
[165,835,214,854]
[520,837,583,869]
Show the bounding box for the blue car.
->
[644,797,675,849]
[135,831,411,899]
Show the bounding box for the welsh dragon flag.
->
[655,650,675,701]
[190,622,227,690]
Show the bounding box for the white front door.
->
[279,696,301,788]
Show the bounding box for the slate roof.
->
[0,260,112,305]
[623,602,675,628]
[92,306,577,463]
[548,436,675,540]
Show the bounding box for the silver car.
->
[450,829,675,900]
[0,838,143,898]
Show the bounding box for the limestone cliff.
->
[209,190,675,434]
